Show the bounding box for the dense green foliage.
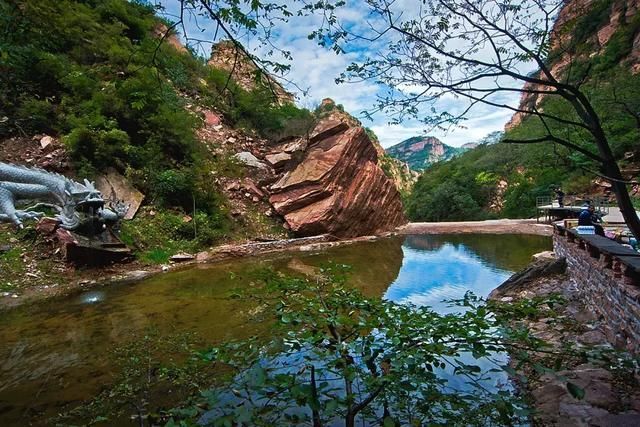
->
[205,68,315,141]
[407,0,640,221]
[0,0,312,254]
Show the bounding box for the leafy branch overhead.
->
[296,0,640,237]
[162,267,619,426]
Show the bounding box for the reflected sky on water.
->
[0,233,551,425]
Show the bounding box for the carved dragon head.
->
[64,179,104,207]
[53,178,105,230]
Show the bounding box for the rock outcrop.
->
[489,256,567,299]
[95,168,144,220]
[268,118,406,237]
[506,0,640,130]
[152,24,188,54]
[208,40,294,105]
[316,98,418,193]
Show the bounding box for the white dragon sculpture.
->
[0,162,127,230]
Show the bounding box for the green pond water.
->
[0,233,551,425]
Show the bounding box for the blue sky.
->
[383,243,511,313]
[156,1,535,148]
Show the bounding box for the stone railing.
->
[553,225,640,354]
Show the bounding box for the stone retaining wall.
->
[553,232,640,354]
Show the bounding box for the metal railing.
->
[536,194,611,223]
[537,194,610,212]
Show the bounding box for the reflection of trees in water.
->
[0,234,547,424]
[281,236,405,297]
[404,234,552,272]
[404,235,447,252]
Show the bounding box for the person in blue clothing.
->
[578,204,604,236]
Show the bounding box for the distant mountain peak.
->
[385,136,467,171]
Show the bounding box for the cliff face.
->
[506,0,640,129]
[208,40,294,105]
[268,118,407,237]
[386,136,463,171]
[316,98,418,194]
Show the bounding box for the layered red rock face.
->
[268,120,407,237]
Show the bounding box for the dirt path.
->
[401,219,553,236]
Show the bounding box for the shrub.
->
[151,169,195,210]
[119,207,231,263]
[15,98,56,134]
[205,68,314,140]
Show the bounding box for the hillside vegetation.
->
[407,0,640,221]
[0,0,313,259]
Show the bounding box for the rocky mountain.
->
[386,136,464,171]
[506,0,640,130]
[460,142,479,150]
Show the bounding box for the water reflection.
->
[386,236,516,312]
[0,234,550,425]
[77,290,106,305]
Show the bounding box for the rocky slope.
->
[317,98,418,194]
[386,136,465,171]
[506,0,640,129]
[208,40,294,105]
[268,115,407,237]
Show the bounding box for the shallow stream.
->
[0,233,551,425]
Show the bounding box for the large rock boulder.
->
[489,256,567,300]
[268,119,406,237]
[95,169,144,220]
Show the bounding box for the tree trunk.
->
[576,96,640,239]
[604,160,640,239]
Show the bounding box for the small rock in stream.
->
[170,252,195,262]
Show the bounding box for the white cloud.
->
[158,0,532,149]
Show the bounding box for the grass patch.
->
[119,208,231,264]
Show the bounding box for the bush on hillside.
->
[205,68,315,141]
[0,0,318,251]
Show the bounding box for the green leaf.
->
[567,382,585,400]
[383,416,396,427]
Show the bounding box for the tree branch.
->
[503,135,603,163]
